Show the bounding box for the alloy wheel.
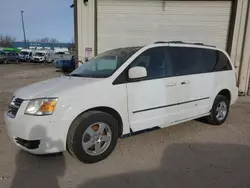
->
[82,122,112,156]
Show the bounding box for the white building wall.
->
[75,0,250,94]
[74,0,95,63]
[238,2,250,94]
[230,0,249,91]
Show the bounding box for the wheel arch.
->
[70,106,123,137]
[217,89,231,104]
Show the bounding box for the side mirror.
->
[128,66,147,81]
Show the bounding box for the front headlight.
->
[24,98,58,116]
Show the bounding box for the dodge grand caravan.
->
[4,42,238,163]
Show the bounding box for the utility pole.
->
[21,10,27,49]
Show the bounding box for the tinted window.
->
[214,51,232,71]
[201,49,217,72]
[130,47,172,79]
[167,47,230,76]
[168,47,202,76]
[7,52,12,56]
[20,51,29,55]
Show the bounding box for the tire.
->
[4,59,8,64]
[67,111,119,163]
[205,95,230,125]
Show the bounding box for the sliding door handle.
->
[181,81,190,85]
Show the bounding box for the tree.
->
[36,37,49,43]
[35,37,59,43]
[0,34,16,47]
[49,38,59,43]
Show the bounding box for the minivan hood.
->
[14,76,101,99]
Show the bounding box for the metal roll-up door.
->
[97,0,231,53]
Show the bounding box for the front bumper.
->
[4,106,70,154]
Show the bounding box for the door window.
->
[168,47,218,76]
[130,47,173,80]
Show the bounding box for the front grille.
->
[34,58,39,61]
[7,98,24,118]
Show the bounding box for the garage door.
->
[97,0,232,53]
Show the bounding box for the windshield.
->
[20,51,29,55]
[35,52,45,57]
[70,47,141,78]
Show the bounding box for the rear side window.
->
[214,51,232,71]
[168,47,212,76]
[167,47,231,76]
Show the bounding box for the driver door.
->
[126,47,179,132]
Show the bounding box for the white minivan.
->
[4,42,238,163]
[32,50,54,63]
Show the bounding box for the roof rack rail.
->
[154,41,216,47]
[154,41,167,44]
[154,41,183,44]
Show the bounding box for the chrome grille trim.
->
[7,98,24,118]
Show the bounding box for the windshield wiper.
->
[69,74,105,78]
[69,74,84,77]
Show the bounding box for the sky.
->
[0,0,74,42]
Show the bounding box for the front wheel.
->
[4,59,8,64]
[67,111,118,163]
[205,95,230,125]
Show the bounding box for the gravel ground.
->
[0,63,250,188]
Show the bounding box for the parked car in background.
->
[55,55,76,72]
[4,42,238,163]
[19,49,35,62]
[54,51,73,63]
[0,51,19,64]
[31,50,54,63]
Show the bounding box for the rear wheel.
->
[67,111,118,163]
[205,95,230,125]
[4,59,8,64]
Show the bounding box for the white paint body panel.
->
[4,43,238,154]
[127,77,179,132]
[97,0,231,53]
